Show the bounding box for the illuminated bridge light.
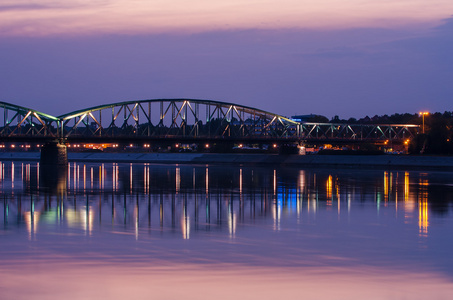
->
[182,216,190,240]
[419,199,429,237]
[404,172,409,202]
[384,171,389,202]
[176,167,180,193]
[205,167,209,195]
[326,175,333,200]
[418,178,429,237]
[239,168,243,195]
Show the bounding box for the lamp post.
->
[419,112,429,134]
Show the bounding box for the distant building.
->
[291,114,328,123]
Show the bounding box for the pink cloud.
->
[0,0,451,36]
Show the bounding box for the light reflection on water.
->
[1,161,453,299]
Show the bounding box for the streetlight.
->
[419,112,429,134]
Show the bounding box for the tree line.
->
[305,112,453,155]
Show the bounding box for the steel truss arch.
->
[0,99,421,144]
[0,101,59,138]
[58,98,299,140]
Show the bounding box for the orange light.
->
[273,144,277,148]
[175,144,179,148]
[205,144,209,148]
[419,112,429,134]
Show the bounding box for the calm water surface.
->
[1,161,453,299]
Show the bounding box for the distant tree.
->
[330,115,347,123]
[358,116,371,123]
[409,111,453,155]
[306,115,329,123]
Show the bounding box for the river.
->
[1,161,452,299]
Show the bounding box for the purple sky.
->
[0,2,452,119]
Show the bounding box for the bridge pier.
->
[40,141,68,194]
[40,141,68,166]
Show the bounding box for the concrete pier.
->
[39,141,68,193]
[40,141,68,166]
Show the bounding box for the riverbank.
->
[1,151,453,170]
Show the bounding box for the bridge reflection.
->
[0,162,448,239]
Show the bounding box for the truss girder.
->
[57,99,299,140]
[298,123,418,141]
[0,101,58,138]
[0,99,420,143]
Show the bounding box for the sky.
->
[0,1,452,119]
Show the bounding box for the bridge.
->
[0,99,419,149]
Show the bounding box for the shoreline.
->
[1,151,453,171]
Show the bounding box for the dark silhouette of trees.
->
[328,111,453,155]
[409,112,453,155]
